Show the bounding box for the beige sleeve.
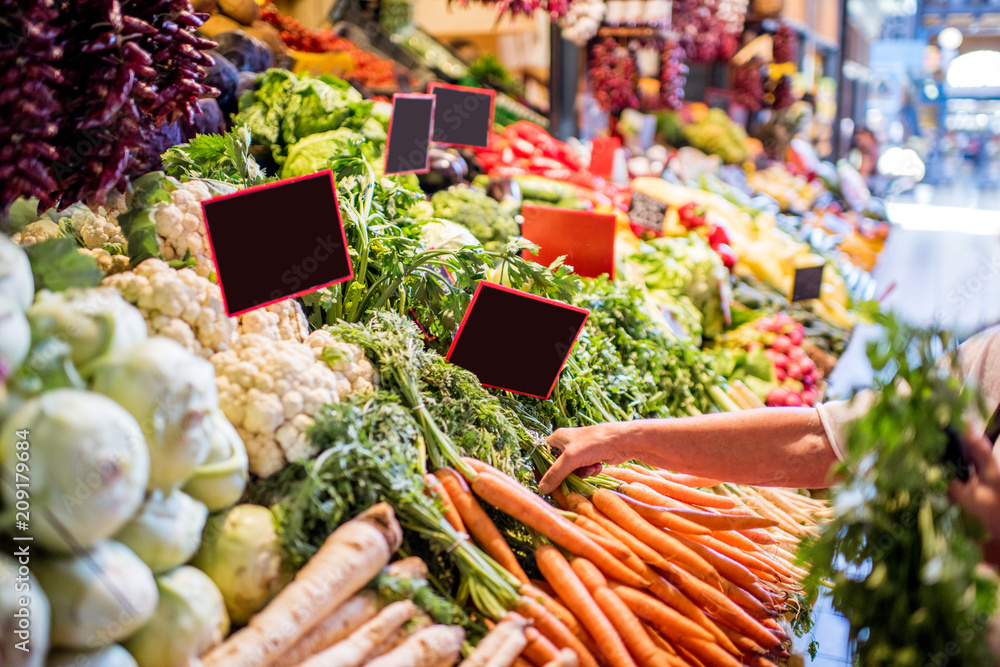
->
[816,390,878,462]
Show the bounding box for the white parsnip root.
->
[459,615,531,667]
[202,504,403,667]
[364,625,465,667]
[542,649,579,667]
[299,600,417,667]
[269,593,380,667]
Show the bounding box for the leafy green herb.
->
[22,238,103,292]
[161,126,272,188]
[799,310,998,666]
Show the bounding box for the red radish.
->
[771,352,789,370]
[773,368,786,382]
[757,317,773,331]
[747,340,762,352]
[788,347,807,363]
[802,389,817,406]
[784,393,803,407]
[788,329,803,346]
[766,388,789,407]
[786,364,803,381]
[771,335,792,354]
[799,358,816,375]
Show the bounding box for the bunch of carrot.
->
[427,458,829,667]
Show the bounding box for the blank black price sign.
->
[428,82,496,149]
[201,170,352,317]
[385,93,435,174]
[446,282,590,399]
[628,191,669,231]
[790,265,825,302]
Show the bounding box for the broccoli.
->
[430,186,519,253]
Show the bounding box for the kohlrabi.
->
[0,390,150,553]
[123,566,229,667]
[191,504,290,625]
[0,553,50,667]
[114,489,209,575]
[0,293,31,382]
[181,410,249,512]
[46,645,139,667]
[0,234,34,311]
[27,288,147,370]
[90,338,217,491]
[33,541,158,650]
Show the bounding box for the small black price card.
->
[201,170,352,317]
[428,82,496,149]
[628,191,669,232]
[385,93,435,175]
[446,281,590,399]
[790,265,825,302]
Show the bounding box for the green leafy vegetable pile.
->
[233,69,388,171]
[800,310,998,666]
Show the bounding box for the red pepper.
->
[539,168,575,182]
[708,224,730,247]
[528,155,567,171]
[492,165,529,177]
[715,243,738,270]
[512,121,549,144]
[556,143,583,170]
[509,137,535,159]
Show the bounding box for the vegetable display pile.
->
[0,19,906,665]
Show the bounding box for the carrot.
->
[609,584,714,644]
[742,656,779,667]
[519,584,586,642]
[269,593,380,667]
[737,529,781,546]
[642,630,689,667]
[671,534,782,608]
[613,488,712,535]
[646,577,740,655]
[651,470,723,488]
[567,494,667,568]
[530,579,559,598]
[657,562,781,652]
[521,626,562,666]
[535,545,637,667]
[621,484,777,531]
[364,625,465,667]
[437,468,530,585]
[720,580,775,621]
[459,615,530,667]
[425,473,466,534]
[550,486,571,510]
[472,474,652,588]
[569,559,663,667]
[514,595,599,667]
[678,639,743,667]
[590,489,720,583]
[572,517,635,561]
[203,503,403,667]
[761,618,790,642]
[688,534,788,581]
[572,515,648,576]
[299,600,418,667]
[602,467,735,509]
[675,644,708,667]
[513,659,534,667]
[718,625,765,656]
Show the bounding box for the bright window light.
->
[947,50,1000,88]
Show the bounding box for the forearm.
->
[605,408,839,488]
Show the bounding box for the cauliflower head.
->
[80,248,131,275]
[211,332,374,477]
[103,259,238,359]
[12,220,61,246]
[237,299,310,343]
[153,180,217,279]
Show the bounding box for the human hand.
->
[537,423,632,495]
[949,433,1000,566]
